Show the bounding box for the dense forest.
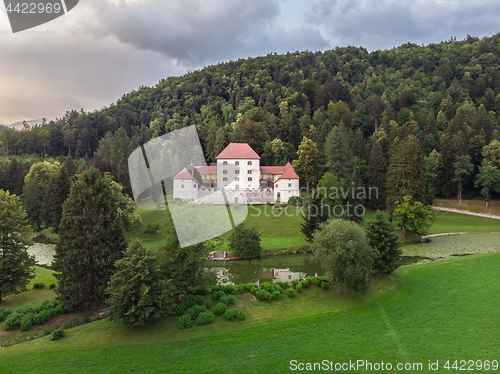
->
[1,33,500,215]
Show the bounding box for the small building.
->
[172,168,199,200]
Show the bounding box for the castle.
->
[172,143,300,204]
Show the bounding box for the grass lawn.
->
[2,252,499,373]
[0,267,57,311]
[434,197,500,216]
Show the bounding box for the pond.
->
[207,254,427,285]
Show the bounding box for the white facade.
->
[173,178,199,200]
[217,158,260,190]
[274,178,300,203]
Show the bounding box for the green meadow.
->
[1,251,499,373]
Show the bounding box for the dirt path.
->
[432,206,500,220]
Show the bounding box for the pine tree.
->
[300,188,330,241]
[386,135,427,214]
[345,158,364,223]
[324,122,352,182]
[368,139,387,209]
[366,211,402,274]
[0,190,35,301]
[106,240,170,325]
[53,168,128,310]
[352,128,365,160]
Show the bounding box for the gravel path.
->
[433,206,500,219]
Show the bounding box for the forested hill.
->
[1,34,500,201]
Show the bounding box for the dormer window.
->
[223,161,228,165]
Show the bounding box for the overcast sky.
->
[1,0,499,126]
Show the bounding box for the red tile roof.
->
[277,162,299,180]
[173,168,198,181]
[216,143,261,159]
[195,165,217,175]
[260,166,285,174]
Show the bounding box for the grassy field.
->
[124,204,499,252]
[434,197,500,216]
[1,252,499,373]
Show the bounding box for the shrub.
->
[276,281,288,289]
[194,295,205,306]
[214,302,227,316]
[320,281,328,289]
[223,308,238,321]
[272,291,282,300]
[260,282,273,293]
[191,285,210,295]
[211,290,225,301]
[256,290,272,302]
[274,285,283,294]
[301,278,311,289]
[250,287,258,296]
[219,296,228,305]
[172,304,186,316]
[236,284,245,293]
[0,308,11,322]
[204,299,212,309]
[49,283,56,289]
[5,313,20,330]
[33,282,46,289]
[225,295,237,306]
[288,196,303,206]
[286,288,295,298]
[186,305,207,320]
[16,306,35,315]
[51,327,65,340]
[296,283,303,293]
[20,313,33,331]
[33,309,51,325]
[183,294,197,308]
[177,315,193,330]
[291,279,299,288]
[244,283,258,292]
[211,285,224,292]
[224,285,237,295]
[196,311,215,325]
[237,310,246,321]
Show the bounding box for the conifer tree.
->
[301,188,330,241]
[324,122,352,182]
[352,128,365,160]
[53,168,129,310]
[386,135,427,214]
[0,190,35,301]
[452,155,473,203]
[20,178,44,230]
[368,139,387,209]
[106,240,170,325]
[366,211,402,274]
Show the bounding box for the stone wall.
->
[196,188,275,204]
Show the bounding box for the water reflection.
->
[206,254,323,285]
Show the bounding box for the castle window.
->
[223,177,227,181]
[288,183,291,187]
[247,161,252,165]
[275,184,278,188]
[194,184,197,188]
[248,177,252,181]
[247,170,252,174]
[223,170,228,174]
[181,185,184,189]
[223,161,227,165]
[235,170,239,174]
[235,177,239,181]
[235,161,239,165]
[235,185,239,189]
[235,197,239,202]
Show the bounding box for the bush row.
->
[4,300,67,331]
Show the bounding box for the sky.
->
[1,0,500,126]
